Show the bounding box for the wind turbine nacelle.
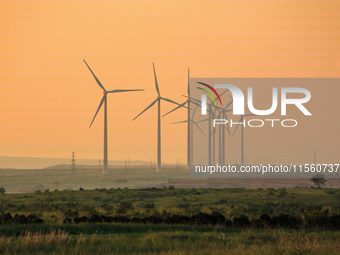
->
[202,85,312,116]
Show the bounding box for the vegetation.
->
[311,174,327,189]
[0,187,339,224]
[0,168,339,254]
[0,228,340,254]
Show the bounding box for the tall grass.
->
[0,229,340,254]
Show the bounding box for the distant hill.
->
[0,156,155,169]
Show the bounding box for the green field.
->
[1,186,340,220]
[1,168,340,254]
[1,227,340,255]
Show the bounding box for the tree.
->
[0,187,5,195]
[310,174,327,189]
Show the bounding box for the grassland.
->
[1,186,340,221]
[1,227,340,255]
[1,167,340,254]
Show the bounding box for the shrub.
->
[118,201,133,209]
[137,202,155,209]
[214,198,228,205]
[266,188,276,196]
[63,209,79,218]
[0,187,5,195]
[324,189,336,195]
[277,188,288,197]
[115,201,133,214]
[177,202,191,209]
[115,207,127,214]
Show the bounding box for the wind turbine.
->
[186,91,231,166]
[132,63,182,173]
[231,113,254,166]
[162,68,191,169]
[170,106,205,165]
[84,60,144,175]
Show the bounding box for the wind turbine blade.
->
[132,98,158,121]
[83,60,106,91]
[161,97,181,106]
[224,99,233,109]
[107,89,144,93]
[187,99,202,109]
[187,68,190,97]
[193,121,206,137]
[171,120,188,125]
[89,95,105,128]
[218,89,229,99]
[192,106,198,119]
[196,118,208,123]
[153,63,160,96]
[162,101,187,117]
[182,95,201,104]
[231,116,244,137]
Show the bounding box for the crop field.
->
[0,183,340,254]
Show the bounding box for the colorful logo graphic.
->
[196,82,222,106]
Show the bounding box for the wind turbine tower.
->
[133,63,181,173]
[84,60,144,175]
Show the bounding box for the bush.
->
[137,202,155,209]
[115,201,133,214]
[214,198,228,205]
[324,189,336,195]
[277,188,288,197]
[266,188,276,196]
[116,207,127,214]
[63,209,79,218]
[177,202,191,209]
[0,187,5,195]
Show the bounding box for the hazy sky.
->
[0,0,339,163]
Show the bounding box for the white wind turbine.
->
[162,68,192,169]
[132,63,182,173]
[84,60,144,175]
[170,106,206,166]
[231,113,255,166]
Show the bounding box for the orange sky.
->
[0,0,339,163]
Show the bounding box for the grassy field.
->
[1,227,340,254]
[1,186,340,221]
[1,168,340,254]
